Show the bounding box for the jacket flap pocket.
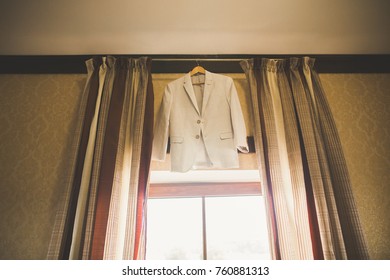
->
[220,132,233,140]
[171,136,184,143]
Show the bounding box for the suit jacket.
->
[152,70,248,172]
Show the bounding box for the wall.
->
[1,0,389,55]
[321,74,390,259]
[0,72,389,259]
[0,74,86,259]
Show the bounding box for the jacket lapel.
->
[201,71,214,115]
[183,73,200,115]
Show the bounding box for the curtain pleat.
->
[289,58,346,259]
[46,57,101,260]
[81,57,117,259]
[241,57,369,260]
[131,65,154,260]
[102,59,135,260]
[310,65,369,259]
[47,56,153,260]
[90,57,128,260]
[69,57,108,260]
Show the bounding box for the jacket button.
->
[195,135,200,139]
[197,120,201,124]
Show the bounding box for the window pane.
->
[205,196,271,260]
[146,198,203,260]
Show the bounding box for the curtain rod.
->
[140,54,370,61]
[1,55,389,74]
[145,55,313,62]
[134,54,384,62]
[151,58,245,62]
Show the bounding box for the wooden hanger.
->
[190,60,206,76]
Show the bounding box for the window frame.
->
[149,181,262,198]
[147,181,263,260]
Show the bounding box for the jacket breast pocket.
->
[220,132,233,140]
[170,136,184,144]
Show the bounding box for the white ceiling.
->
[0,0,389,55]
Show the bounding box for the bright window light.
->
[146,198,203,260]
[205,196,270,260]
[146,195,270,260]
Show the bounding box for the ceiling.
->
[0,0,389,55]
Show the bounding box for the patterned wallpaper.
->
[0,74,86,259]
[321,74,390,260]
[0,72,388,259]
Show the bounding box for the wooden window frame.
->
[148,181,262,199]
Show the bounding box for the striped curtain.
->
[47,56,154,260]
[241,57,369,260]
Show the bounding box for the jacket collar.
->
[183,70,214,116]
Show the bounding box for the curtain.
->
[47,56,154,260]
[241,57,369,260]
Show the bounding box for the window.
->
[146,171,271,260]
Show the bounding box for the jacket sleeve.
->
[152,84,172,161]
[228,77,249,153]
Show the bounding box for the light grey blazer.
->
[152,71,248,172]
